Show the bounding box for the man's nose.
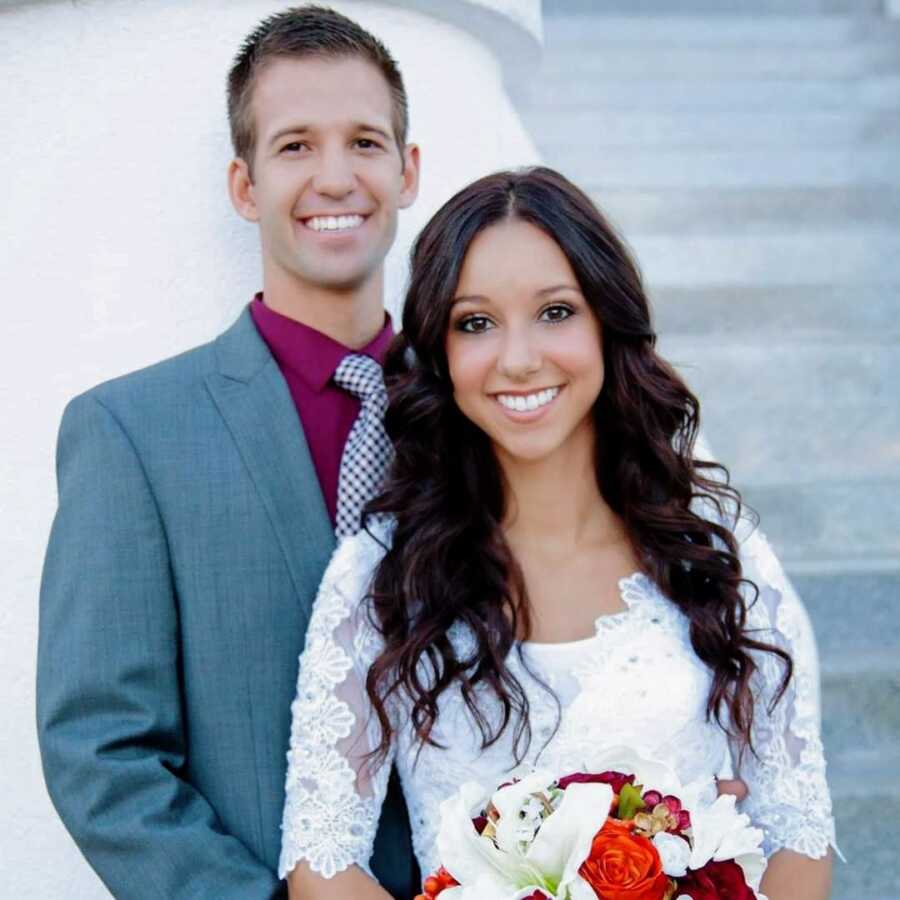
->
[498,327,541,380]
[312,148,355,198]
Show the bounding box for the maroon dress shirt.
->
[249,294,394,525]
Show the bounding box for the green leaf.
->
[616,783,646,821]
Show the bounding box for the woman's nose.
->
[497,327,541,380]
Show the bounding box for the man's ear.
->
[398,143,421,210]
[228,157,259,222]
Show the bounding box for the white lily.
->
[687,793,766,891]
[576,745,684,797]
[653,831,691,877]
[436,775,614,899]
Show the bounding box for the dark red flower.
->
[558,770,636,794]
[661,795,682,814]
[676,859,756,899]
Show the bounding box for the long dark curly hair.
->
[362,166,791,770]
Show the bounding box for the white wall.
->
[0,1,539,894]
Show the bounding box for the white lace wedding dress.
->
[278,515,838,884]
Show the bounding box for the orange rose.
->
[579,818,669,900]
[415,866,460,900]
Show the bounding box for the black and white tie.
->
[333,353,392,539]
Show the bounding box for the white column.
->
[0,1,541,896]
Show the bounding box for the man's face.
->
[233,55,419,295]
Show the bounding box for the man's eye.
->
[281,142,308,153]
[540,304,574,323]
[355,138,381,150]
[457,315,493,334]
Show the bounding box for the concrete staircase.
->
[515,3,900,897]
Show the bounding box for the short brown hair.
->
[227,5,409,173]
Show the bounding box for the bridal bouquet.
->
[415,748,767,900]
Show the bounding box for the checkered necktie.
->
[333,354,392,538]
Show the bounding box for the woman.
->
[279,168,837,899]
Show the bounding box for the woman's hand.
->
[287,860,394,900]
[715,777,748,801]
[759,848,833,900]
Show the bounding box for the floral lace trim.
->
[739,528,840,861]
[278,532,390,880]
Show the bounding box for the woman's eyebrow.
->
[450,294,489,306]
[451,285,581,306]
[536,284,581,296]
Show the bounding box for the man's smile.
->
[300,213,369,233]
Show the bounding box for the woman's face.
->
[445,217,604,466]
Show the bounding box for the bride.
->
[279,167,837,899]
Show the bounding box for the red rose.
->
[558,770,636,794]
[676,859,756,900]
[579,818,669,900]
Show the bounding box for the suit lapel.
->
[205,308,336,618]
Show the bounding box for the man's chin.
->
[292,263,377,295]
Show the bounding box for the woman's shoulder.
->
[321,516,396,597]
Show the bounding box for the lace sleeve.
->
[731,516,841,861]
[278,526,394,881]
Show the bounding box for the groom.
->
[37,6,419,898]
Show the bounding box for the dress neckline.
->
[519,571,654,652]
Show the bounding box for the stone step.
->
[832,793,900,899]
[822,667,900,756]
[826,746,900,800]
[651,285,900,342]
[830,758,900,896]
[526,108,900,150]
[832,802,900,900]
[792,569,900,669]
[546,0,885,14]
[562,147,898,190]
[536,40,900,79]
[736,479,900,568]
[629,228,900,286]
[581,187,900,235]
[527,74,900,110]
[659,338,900,485]
[543,14,896,47]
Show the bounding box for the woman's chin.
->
[491,436,564,467]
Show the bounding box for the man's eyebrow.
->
[353,122,393,141]
[268,125,311,147]
[267,122,393,147]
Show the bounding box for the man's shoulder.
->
[84,339,215,407]
[69,310,259,419]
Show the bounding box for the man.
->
[37,6,419,898]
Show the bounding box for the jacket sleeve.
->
[36,393,281,898]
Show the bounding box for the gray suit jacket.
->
[37,307,416,898]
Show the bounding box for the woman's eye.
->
[541,304,574,323]
[457,315,493,334]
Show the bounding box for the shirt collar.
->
[250,294,394,392]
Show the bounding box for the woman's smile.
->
[493,385,564,420]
